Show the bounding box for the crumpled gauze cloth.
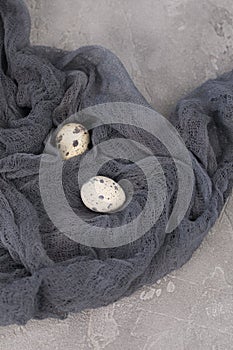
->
[0,0,232,326]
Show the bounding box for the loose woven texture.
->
[0,0,232,326]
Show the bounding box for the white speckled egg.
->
[55,123,90,160]
[80,176,126,213]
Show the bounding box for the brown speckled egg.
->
[80,176,126,213]
[55,123,90,160]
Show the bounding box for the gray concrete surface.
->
[1,0,233,349]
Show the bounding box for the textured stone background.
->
[1,0,233,349]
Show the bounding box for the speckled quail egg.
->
[80,176,126,213]
[55,123,90,160]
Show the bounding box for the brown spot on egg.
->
[73,140,79,147]
[56,135,63,143]
[73,127,80,134]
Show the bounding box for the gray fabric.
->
[0,0,232,326]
